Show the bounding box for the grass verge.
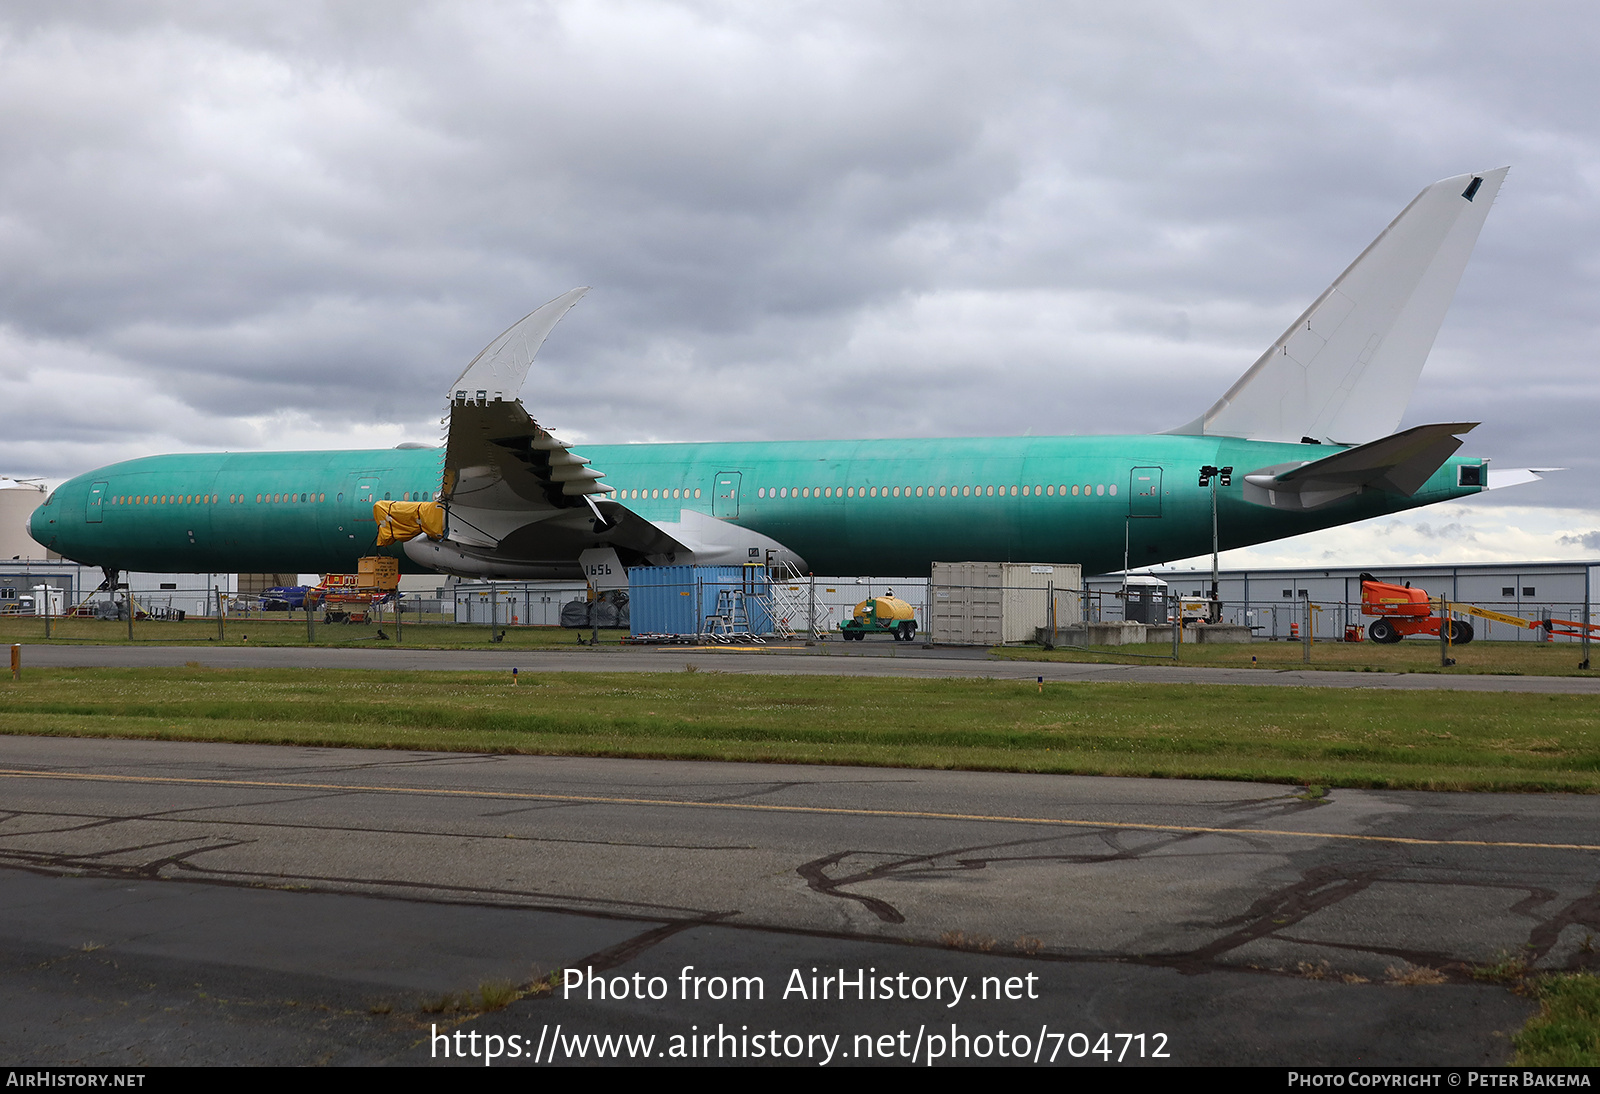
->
[993,638,1600,677]
[3,667,1599,791]
[1512,973,1600,1065]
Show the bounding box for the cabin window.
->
[320,493,326,502]
[1096,484,1105,496]
[1109,484,1117,496]
[384,491,391,500]
[757,488,765,498]
[1009,485,1018,496]
[693,489,701,499]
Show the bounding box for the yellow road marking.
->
[1,767,1597,851]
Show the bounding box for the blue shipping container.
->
[628,565,774,636]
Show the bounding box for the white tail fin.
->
[1171,168,1507,445]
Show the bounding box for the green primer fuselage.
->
[30,435,1485,577]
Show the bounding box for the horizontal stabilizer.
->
[1171,169,1507,445]
[1486,468,1561,490]
[1242,422,1477,511]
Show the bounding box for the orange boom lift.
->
[1360,573,1600,645]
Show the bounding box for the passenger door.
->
[713,472,742,518]
[1129,467,1162,519]
[86,481,107,523]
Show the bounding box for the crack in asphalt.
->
[6,753,1598,988]
[0,805,758,851]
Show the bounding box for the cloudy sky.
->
[2,2,1597,567]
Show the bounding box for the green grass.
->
[994,637,1600,677]
[9,615,1598,677]
[1512,973,1600,1066]
[3,667,1599,791]
[0,614,631,650]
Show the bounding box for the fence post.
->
[1302,596,1311,664]
[1583,578,1591,670]
[806,573,816,646]
[1440,596,1455,667]
[1171,594,1180,661]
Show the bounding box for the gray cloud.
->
[1,1,1597,523]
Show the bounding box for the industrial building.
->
[1090,561,1600,642]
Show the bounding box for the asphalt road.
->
[21,640,1600,693]
[5,736,1597,1066]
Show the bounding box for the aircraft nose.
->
[25,502,47,549]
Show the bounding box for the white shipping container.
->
[929,562,1082,645]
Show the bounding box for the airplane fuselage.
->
[29,434,1486,577]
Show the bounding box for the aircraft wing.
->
[401,289,802,578]
[1242,422,1477,510]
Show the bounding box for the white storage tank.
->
[928,562,1083,645]
[0,478,47,560]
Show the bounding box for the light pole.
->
[1197,465,1233,623]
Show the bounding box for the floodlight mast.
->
[1198,466,1232,623]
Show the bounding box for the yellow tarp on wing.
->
[374,500,445,546]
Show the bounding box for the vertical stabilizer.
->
[1170,168,1507,444]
